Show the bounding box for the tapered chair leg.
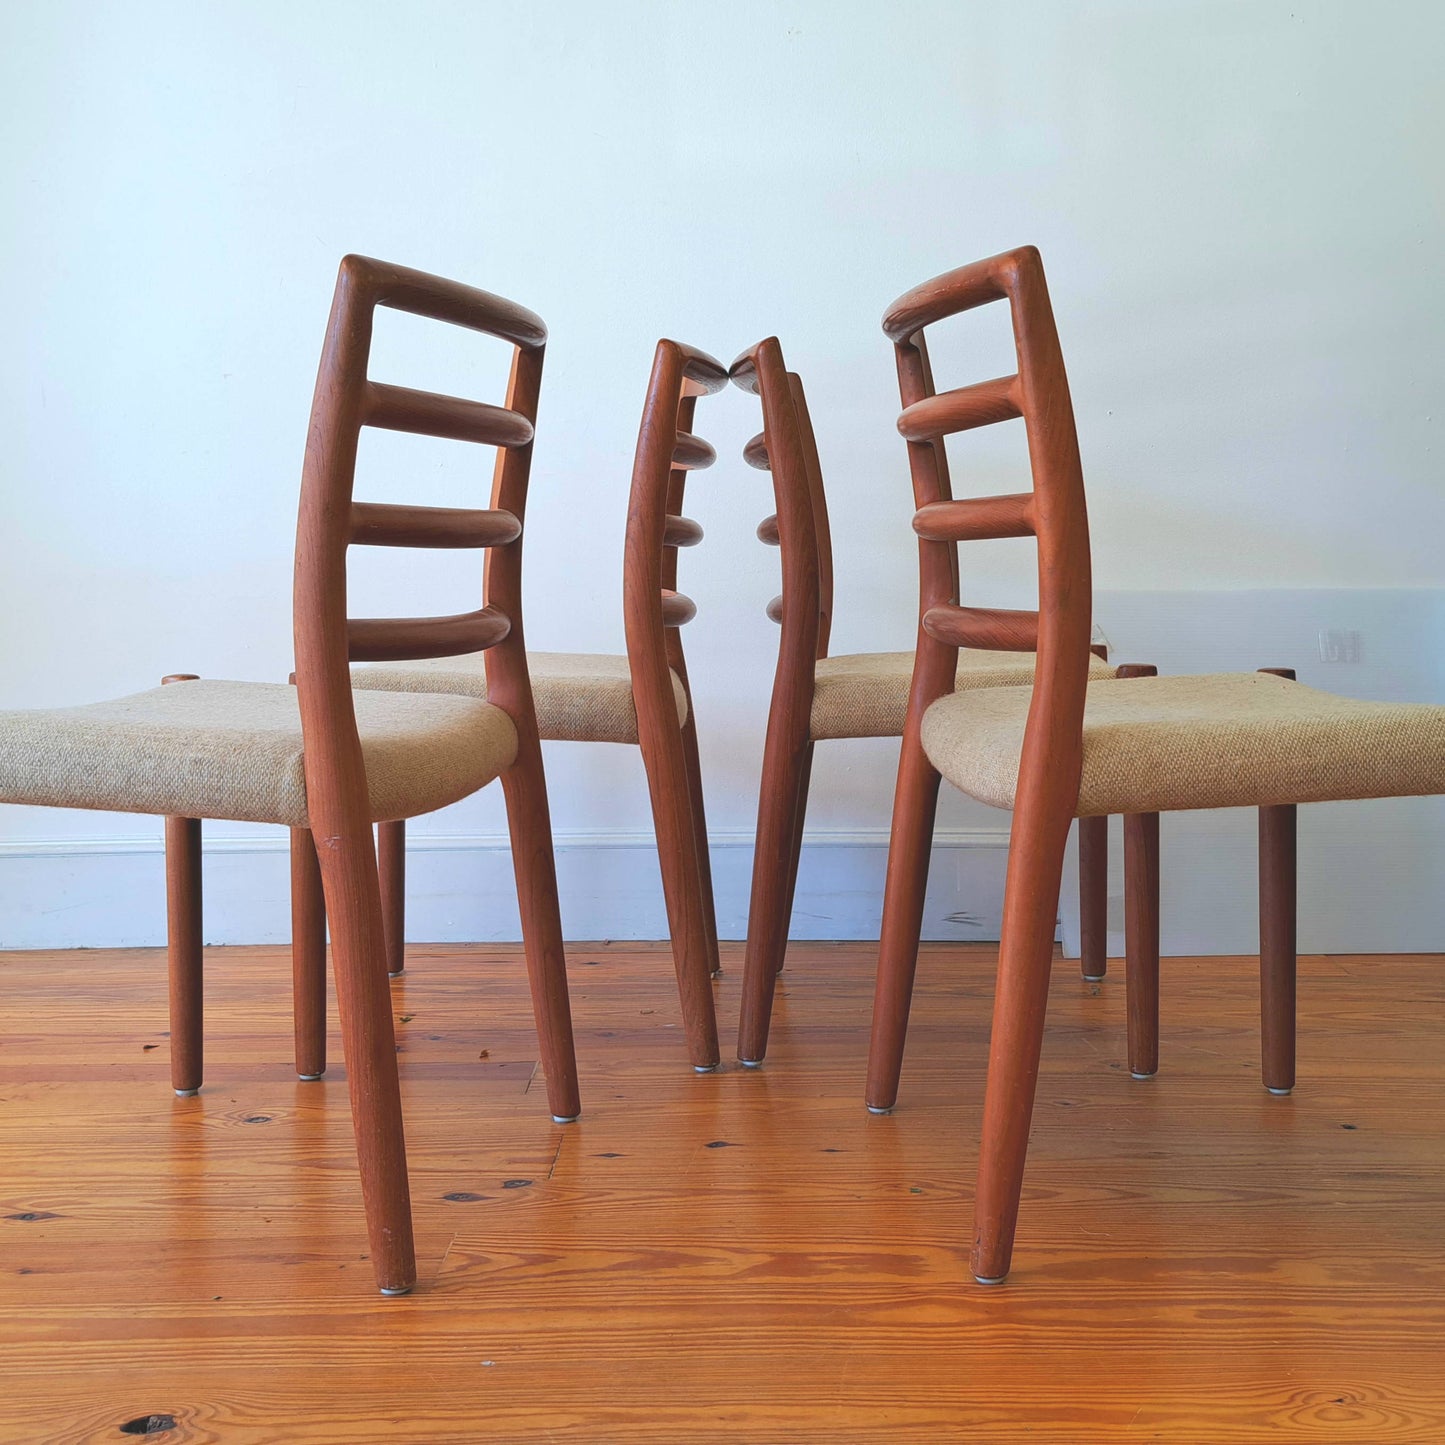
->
[378,820,406,977]
[737,732,813,1065]
[635,727,721,1071]
[676,680,722,979]
[164,815,203,1097]
[290,826,327,1080]
[864,741,943,1110]
[1078,814,1108,981]
[1124,812,1161,1079]
[971,792,1076,1285]
[1259,803,1297,1095]
[500,740,585,1115]
[313,823,415,1295]
[775,743,815,976]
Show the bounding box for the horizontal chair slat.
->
[898,376,1021,440]
[673,431,717,470]
[661,591,697,628]
[756,514,780,546]
[913,494,1035,542]
[347,606,511,662]
[923,602,1039,652]
[341,255,547,349]
[364,382,535,448]
[743,431,770,470]
[881,246,1037,342]
[765,594,784,624]
[349,502,522,549]
[664,515,704,548]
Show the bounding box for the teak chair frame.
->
[868,247,1327,1285]
[867,246,1110,1284]
[338,339,729,1071]
[621,340,731,1068]
[728,340,1135,1068]
[165,256,580,1293]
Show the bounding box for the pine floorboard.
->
[1,940,1443,1442]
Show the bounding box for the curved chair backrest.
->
[730,345,834,660]
[622,339,728,714]
[881,245,1093,803]
[293,254,548,843]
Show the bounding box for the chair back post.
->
[294,256,377,845]
[786,373,834,658]
[481,342,546,728]
[621,339,727,717]
[731,343,824,669]
[729,338,824,750]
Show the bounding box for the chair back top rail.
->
[347,256,547,349]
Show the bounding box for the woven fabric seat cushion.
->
[921,671,1445,817]
[0,678,517,826]
[352,651,687,745]
[809,648,1117,741]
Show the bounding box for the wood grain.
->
[2,940,1442,1442]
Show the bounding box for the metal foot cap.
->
[552,1113,581,1124]
[1266,1086,1293,1096]
[866,1104,894,1115]
[974,1274,1008,1286]
[693,1063,721,1074]
[174,1087,200,1097]
[379,1285,413,1296]
[1081,973,1106,982]
[739,1058,763,1069]
[297,1072,324,1082]
[1130,1071,1156,1080]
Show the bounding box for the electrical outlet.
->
[1318,629,1362,664]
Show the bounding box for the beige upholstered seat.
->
[922,671,1445,818]
[809,648,1117,741]
[353,650,687,746]
[0,678,517,827]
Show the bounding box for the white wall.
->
[1,0,1442,950]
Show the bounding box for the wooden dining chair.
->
[0,255,581,1295]
[344,339,729,1072]
[728,340,1129,1067]
[867,244,1445,1284]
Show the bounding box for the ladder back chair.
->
[870,244,1445,1285]
[727,339,1126,1068]
[348,339,729,1071]
[0,255,580,1295]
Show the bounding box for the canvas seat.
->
[353,650,688,745]
[921,670,1445,818]
[0,677,518,827]
[809,647,1116,740]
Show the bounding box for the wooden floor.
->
[1,941,1443,1442]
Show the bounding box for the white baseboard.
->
[0,827,1014,951]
